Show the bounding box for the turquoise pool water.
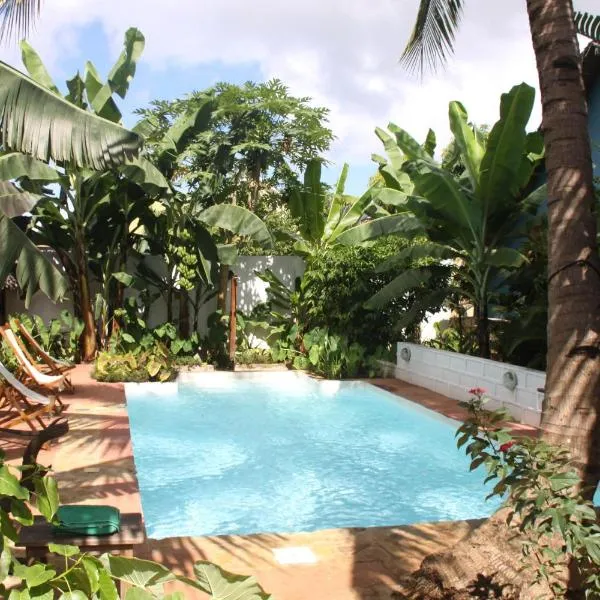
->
[126,372,501,539]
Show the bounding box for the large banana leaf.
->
[120,157,171,195]
[107,27,145,99]
[0,181,40,217]
[375,127,407,172]
[197,204,273,248]
[84,61,122,123]
[323,162,349,239]
[0,61,142,170]
[20,40,60,93]
[335,213,422,246]
[375,241,456,272]
[288,159,325,244]
[0,212,67,305]
[0,152,60,181]
[328,186,380,243]
[365,268,432,309]
[403,160,480,236]
[448,101,484,191]
[479,83,535,214]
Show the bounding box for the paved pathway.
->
[3,366,534,599]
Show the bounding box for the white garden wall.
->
[395,342,546,427]
[4,255,304,335]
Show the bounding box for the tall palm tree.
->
[403,0,600,492]
[399,1,600,597]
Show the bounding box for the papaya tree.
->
[367,82,546,359]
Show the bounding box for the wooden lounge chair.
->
[11,319,75,393]
[0,326,65,412]
[0,361,60,431]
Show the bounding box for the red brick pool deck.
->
[3,366,536,599]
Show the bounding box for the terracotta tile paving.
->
[2,366,534,599]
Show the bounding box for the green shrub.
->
[303,327,365,379]
[301,236,441,353]
[8,311,83,362]
[459,388,600,596]
[236,348,275,365]
[93,343,176,382]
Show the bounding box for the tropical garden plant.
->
[0,443,272,598]
[398,1,600,597]
[367,82,545,359]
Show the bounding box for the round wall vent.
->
[503,370,518,391]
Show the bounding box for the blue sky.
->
[3,0,597,194]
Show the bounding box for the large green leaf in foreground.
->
[0,61,143,170]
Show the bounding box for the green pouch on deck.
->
[53,505,121,537]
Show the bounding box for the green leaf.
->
[124,590,154,600]
[575,11,600,43]
[548,472,580,492]
[97,568,118,600]
[448,101,484,191]
[324,163,349,239]
[400,0,465,74]
[13,563,56,588]
[192,561,272,599]
[365,269,432,309]
[33,475,59,521]
[485,247,527,268]
[107,28,146,99]
[0,465,29,499]
[0,152,60,182]
[0,60,142,170]
[375,127,407,172]
[84,61,122,123]
[120,157,170,194]
[48,543,80,558]
[20,41,60,94]
[101,554,176,589]
[217,244,238,266]
[10,497,33,525]
[58,593,88,600]
[335,213,422,246]
[0,181,41,218]
[198,205,272,248]
[479,83,536,213]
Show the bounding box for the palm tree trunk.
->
[526,0,600,494]
[217,265,229,313]
[400,2,600,597]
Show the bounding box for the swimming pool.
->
[126,372,501,539]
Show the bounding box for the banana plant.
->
[0,50,144,307]
[2,28,161,361]
[288,159,420,256]
[367,82,546,358]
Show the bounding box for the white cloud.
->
[4,0,599,173]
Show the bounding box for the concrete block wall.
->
[395,342,546,427]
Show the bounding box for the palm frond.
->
[400,0,465,74]
[0,0,41,44]
[0,61,143,170]
[574,11,600,43]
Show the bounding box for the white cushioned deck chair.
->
[0,362,60,431]
[11,318,75,393]
[0,326,65,412]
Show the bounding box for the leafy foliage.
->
[575,11,600,43]
[0,449,272,598]
[457,389,600,597]
[302,237,441,351]
[400,0,465,74]
[93,344,176,383]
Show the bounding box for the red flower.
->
[468,387,487,396]
[499,441,516,453]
